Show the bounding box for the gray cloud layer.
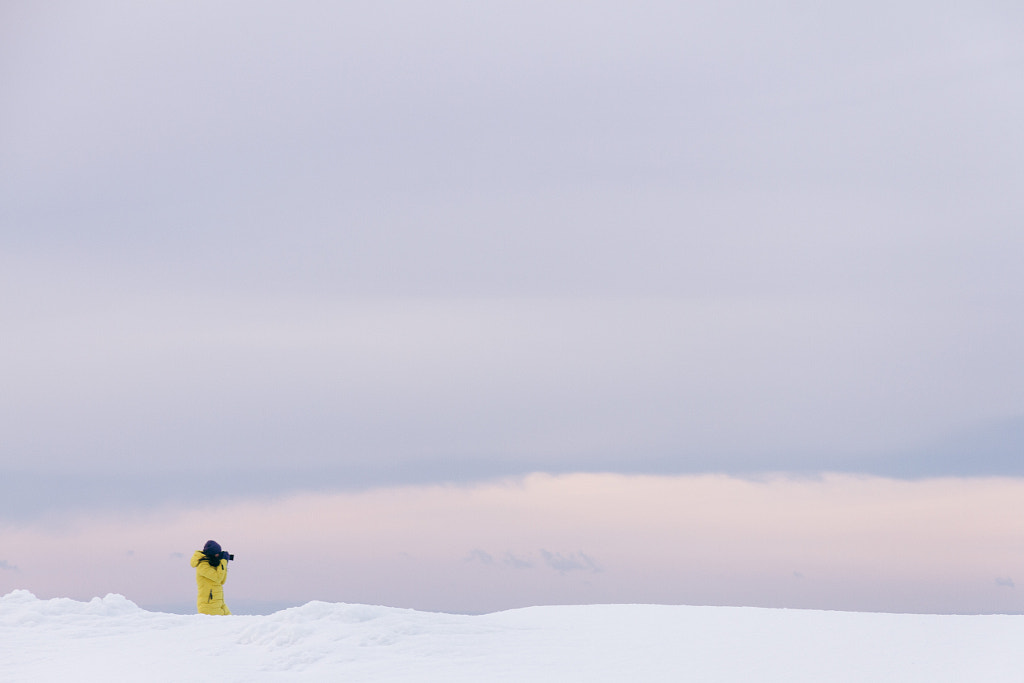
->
[2,1,1023,515]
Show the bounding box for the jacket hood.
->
[190,550,207,568]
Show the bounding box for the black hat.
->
[203,540,222,556]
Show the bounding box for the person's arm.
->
[197,561,222,583]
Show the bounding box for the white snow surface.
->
[2,590,1021,681]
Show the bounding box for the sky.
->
[1,0,1023,614]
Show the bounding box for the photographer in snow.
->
[190,539,234,615]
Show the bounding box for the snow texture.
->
[1,590,1021,681]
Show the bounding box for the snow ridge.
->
[2,590,1021,682]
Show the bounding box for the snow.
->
[1,590,1021,681]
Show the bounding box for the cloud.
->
[540,550,602,574]
[2,1,1024,515]
[0,560,18,572]
[2,295,1024,520]
[503,553,534,571]
[864,417,1024,479]
[996,577,1015,588]
[465,549,493,565]
[472,548,603,574]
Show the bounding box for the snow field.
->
[2,590,1021,681]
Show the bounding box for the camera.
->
[220,551,234,561]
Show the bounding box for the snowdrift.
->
[2,590,1021,681]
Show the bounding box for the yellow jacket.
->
[191,550,231,615]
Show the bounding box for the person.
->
[190,539,232,615]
